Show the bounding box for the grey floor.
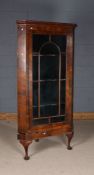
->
[0,120,94,175]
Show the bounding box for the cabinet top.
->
[16,20,77,28]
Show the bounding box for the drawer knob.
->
[42,131,47,135]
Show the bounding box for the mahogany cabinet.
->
[17,20,77,160]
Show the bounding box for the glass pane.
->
[60,104,65,115]
[40,105,58,117]
[40,42,59,55]
[33,107,38,118]
[40,55,59,80]
[33,82,38,107]
[40,81,58,105]
[33,34,49,52]
[60,81,65,115]
[33,56,38,80]
[61,54,66,79]
[51,116,65,123]
[32,115,65,126]
[33,118,49,125]
[51,35,66,52]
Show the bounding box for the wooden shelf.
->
[33,114,65,120]
[33,103,65,108]
[33,79,66,82]
[33,52,66,57]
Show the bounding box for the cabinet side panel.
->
[66,32,74,124]
[17,24,29,133]
[27,29,33,128]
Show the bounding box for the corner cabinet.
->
[17,20,77,160]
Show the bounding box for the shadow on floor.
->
[72,120,94,147]
[30,136,66,156]
[0,120,94,156]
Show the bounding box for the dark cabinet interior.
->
[17,20,77,160]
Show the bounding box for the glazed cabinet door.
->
[31,34,68,126]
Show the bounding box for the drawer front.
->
[31,124,72,139]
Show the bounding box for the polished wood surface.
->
[17,20,77,159]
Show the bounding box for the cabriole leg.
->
[66,132,73,150]
[20,140,32,160]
